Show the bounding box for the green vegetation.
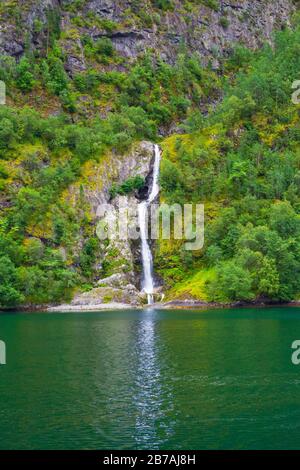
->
[0,1,300,307]
[110,176,145,198]
[0,104,156,307]
[0,35,219,307]
[158,25,300,303]
[219,17,229,29]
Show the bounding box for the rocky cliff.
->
[0,0,295,73]
[56,140,155,309]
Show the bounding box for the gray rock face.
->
[69,283,143,307]
[0,0,295,70]
[78,0,295,65]
[75,0,294,65]
[81,140,154,216]
[0,0,59,57]
[85,0,116,19]
[97,273,129,288]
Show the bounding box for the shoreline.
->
[2,299,300,313]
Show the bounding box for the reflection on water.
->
[134,309,175,449]
[1,307,300,449]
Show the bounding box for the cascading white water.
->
[138,144,161,305]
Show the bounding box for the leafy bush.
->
[41,55,69,95]
[16,58,35,92]
[110,176,145,198]
[219,17,229,29]
[153,0,174,11]
[95,38,114,57]
[158,24,300,302]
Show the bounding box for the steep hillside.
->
[0,1,294,65]
[158,24,300,304]
[0,0,298,308]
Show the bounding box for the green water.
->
[1,307,300,450]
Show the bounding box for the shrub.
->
[16,58,35,92]
[110,176,145,198]
[95,38,114,57]
[219,17,229,29]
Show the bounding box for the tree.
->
[209,261,254,302]
[0,256,24,306]
[160,159,184,195]
[269,201,300,239]
[0,117,15,149]
[257,257,280,297]
[16,58,35,92]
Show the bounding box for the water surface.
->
[1,307,300,449]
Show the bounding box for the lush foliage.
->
[110,176,145,198]
[0,32,221,307]
[2,2,300,306]
[158,25,300,302]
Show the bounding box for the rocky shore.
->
[46,298,300,312]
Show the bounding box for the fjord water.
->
[1,308,300,450]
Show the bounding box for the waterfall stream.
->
[138,144,161,305]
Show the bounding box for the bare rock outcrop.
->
[0,0,295,74]
[57,140,155,308]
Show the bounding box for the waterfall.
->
[138,144,161,305]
